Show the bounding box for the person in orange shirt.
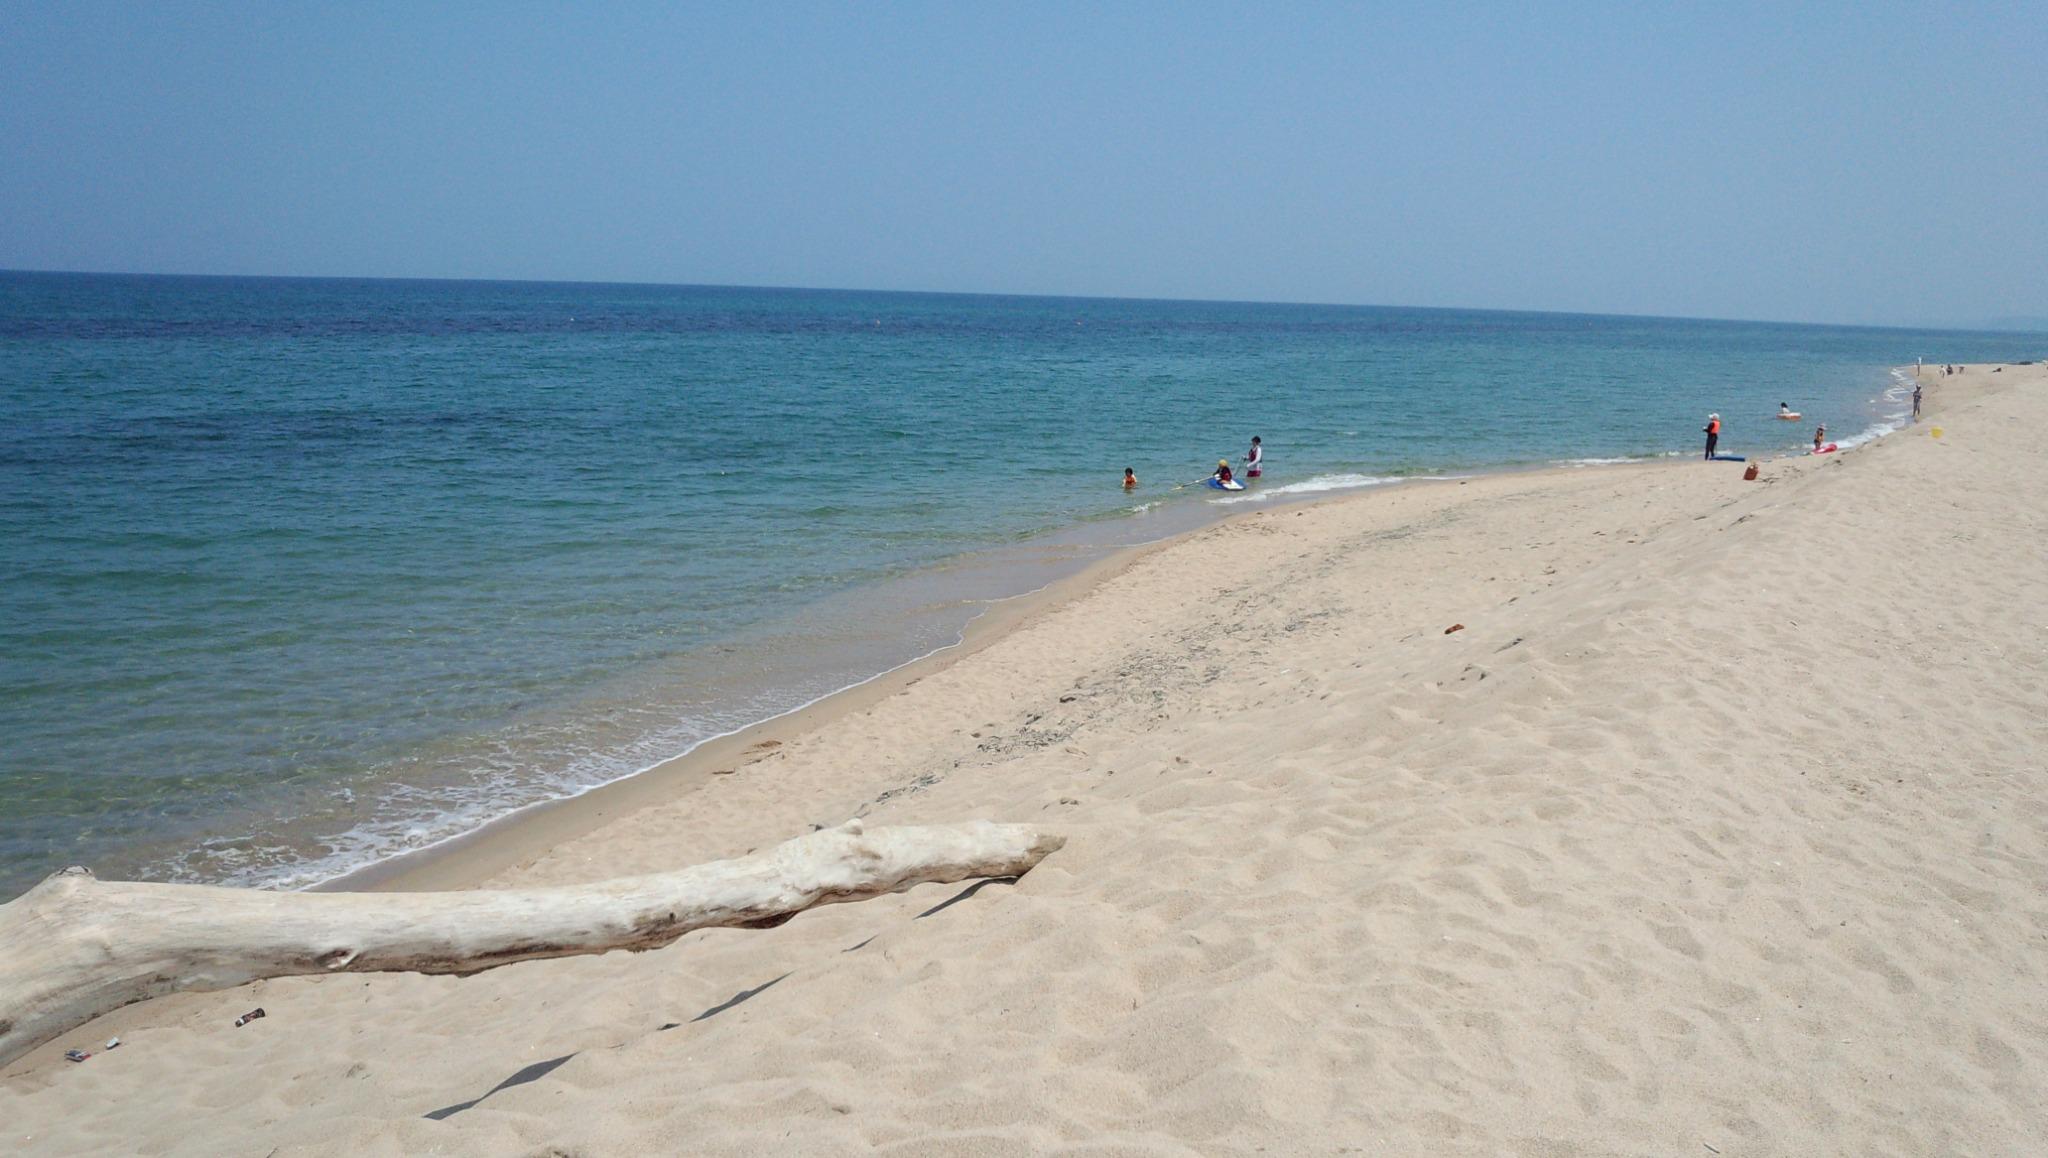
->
[1703,412,1721,459]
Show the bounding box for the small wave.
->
[1832,418,1903,452]
[1208,472,1404,504]
[152,622,994,892]
[1781,367,1921,454]
[1555,456,1644,468]
[1820,367,1921,450]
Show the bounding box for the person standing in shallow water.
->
[1244,436,1264,479]
[1913,383,1923,421]
[1703,413,1721,460]
[1122,467,1138,490]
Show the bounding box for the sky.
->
[2,2,2043,327]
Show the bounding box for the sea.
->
[3,271,2040,898]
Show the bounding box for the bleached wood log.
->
[0,819,1062,1066]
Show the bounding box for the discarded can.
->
[234,1007,266,1028]
[104,1037,121,1050]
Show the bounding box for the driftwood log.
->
[0,819,1062,1066]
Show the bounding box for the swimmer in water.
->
[1123,467,1138,490]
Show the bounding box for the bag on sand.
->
[1743,463,1760,481]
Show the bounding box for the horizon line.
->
[1,264,2038,339]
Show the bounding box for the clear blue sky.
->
[3,2,2042,327]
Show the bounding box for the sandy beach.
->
[4,364,2043,1156]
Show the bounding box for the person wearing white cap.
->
[1703,412,1721,460]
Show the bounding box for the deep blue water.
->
[2,271,2038,896]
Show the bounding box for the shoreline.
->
[0,355,1921,899]
[328,382,1910,895]
[347,449,1740,894]
[332,466,1496,891]
[326,526,1166,891]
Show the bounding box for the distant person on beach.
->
[1213,459,1234,485]
[1123,467,1138,490]
[1703,413,1721,459]
[1814,425,1827,450]
[1913,384,1923,420]
[1245,436,1264,479]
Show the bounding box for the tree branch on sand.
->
[0,819,1063,1066]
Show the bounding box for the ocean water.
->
[2,272,2039,897]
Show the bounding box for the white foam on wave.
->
[1207,472,1406,504]
[1555,456,1644,468]
[1834,417,1904,451]
[1827,367,1919,451]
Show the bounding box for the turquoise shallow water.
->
[1,272,2038,896]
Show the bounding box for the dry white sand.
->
[4,365,2044,1156]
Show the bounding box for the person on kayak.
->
[1213,459,1234,485]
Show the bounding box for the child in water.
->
[1123,467,1138,490]
[1213,459,1234,485]
[1814,425,1827,450]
